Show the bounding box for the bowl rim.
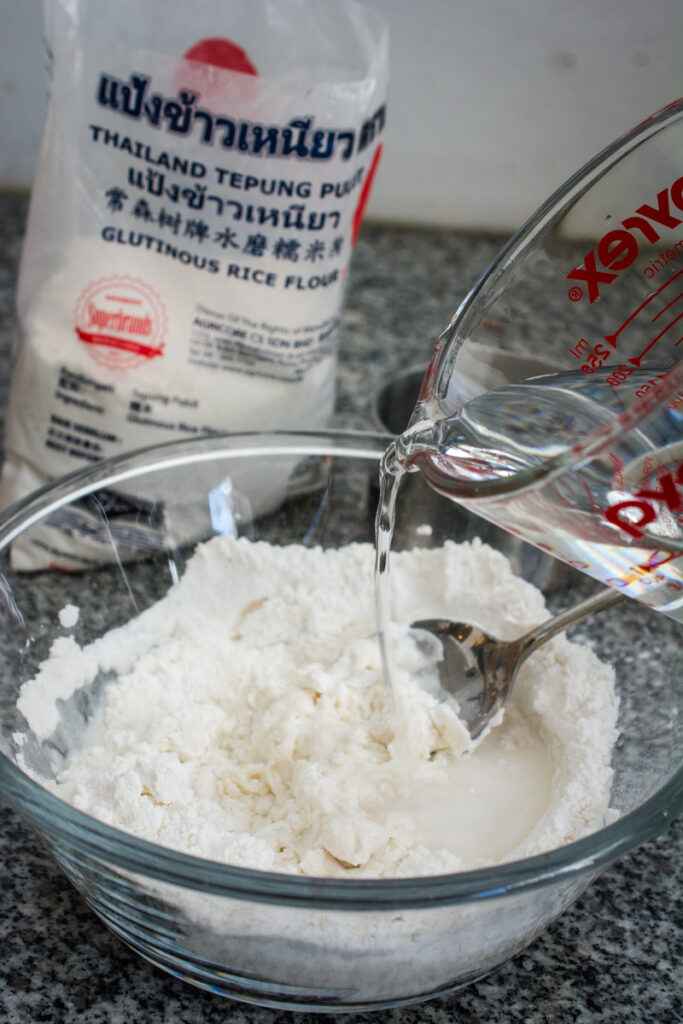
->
[0,428,681,910]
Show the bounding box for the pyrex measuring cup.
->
[408,99,683,620]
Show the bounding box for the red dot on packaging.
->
[183,38,258,76]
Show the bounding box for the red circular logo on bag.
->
[74,277,167,371]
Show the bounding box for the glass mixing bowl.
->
[0,430,680,1012]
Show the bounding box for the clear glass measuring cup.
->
[405,99,683,619]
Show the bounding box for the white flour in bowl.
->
[17,536,619,876]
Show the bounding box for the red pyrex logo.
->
[604,460,683,539]
[567,176,683,303]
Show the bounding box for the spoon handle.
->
[518,587,622,661]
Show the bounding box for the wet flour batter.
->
[18,535,619,877]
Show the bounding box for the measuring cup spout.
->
[406,100,683,621]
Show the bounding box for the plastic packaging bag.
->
[1,0,388,568]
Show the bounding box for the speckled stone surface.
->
[0,194,681,1023]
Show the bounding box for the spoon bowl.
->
[413,587,622,739]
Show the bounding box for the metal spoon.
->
[413,587,621,740]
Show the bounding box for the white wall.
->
[0,1,47,188]
[0,0,680,230]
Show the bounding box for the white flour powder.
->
[58,603,80,629]
[18,536,619,877]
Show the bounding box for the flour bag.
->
[0,0,387,566]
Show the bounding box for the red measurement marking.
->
[603,267,683,348]
[652,289,683,320]
[629,310,683,366]
[636,550,681,575]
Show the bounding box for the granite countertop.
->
[0,193,680,1023]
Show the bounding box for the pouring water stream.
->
[374,428,622,744]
